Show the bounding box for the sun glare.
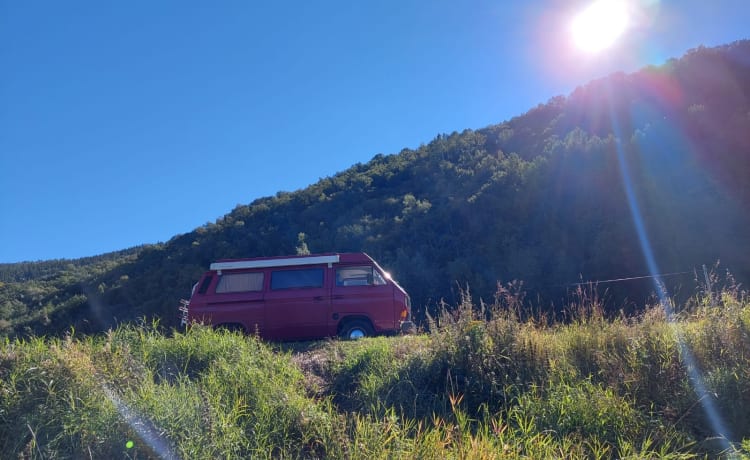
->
[571,0,630,54]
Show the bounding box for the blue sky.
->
[1,0,748,263]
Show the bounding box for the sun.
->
[570,0,630,54]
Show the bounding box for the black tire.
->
[339,319,374,340]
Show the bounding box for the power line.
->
[564,270,694,287]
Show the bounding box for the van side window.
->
[215,272,264,293]
[336,266,386,286]
[271,268,324,290]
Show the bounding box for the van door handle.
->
[332,295,344,300]
[313,296,324,301]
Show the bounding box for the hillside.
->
[2,41,750,338]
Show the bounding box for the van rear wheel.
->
[339,320,374,340]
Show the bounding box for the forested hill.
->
[2,41,749,338]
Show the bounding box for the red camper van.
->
[180,253,413,340]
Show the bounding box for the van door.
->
[331,265,395,334]
[209,271,265,334]
[264,266,330,340]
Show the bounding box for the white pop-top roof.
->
[210,254,340,272]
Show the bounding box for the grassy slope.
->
[1,286,750,459]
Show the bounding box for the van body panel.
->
[265,266,330,340]
[183,253,411,341]
[331,264,396,334]
[192,271,266,334]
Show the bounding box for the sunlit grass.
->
[1,285,749,458]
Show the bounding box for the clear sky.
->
[1,0,748,263]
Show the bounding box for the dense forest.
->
[2,41,749,338]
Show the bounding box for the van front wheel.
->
[339,320,374,340]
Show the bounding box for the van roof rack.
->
[210,254,340,272]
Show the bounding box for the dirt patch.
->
[290,345,334,398]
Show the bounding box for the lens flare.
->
[605,81,734,451]
[101,384,179,459]
[571,0,630,53]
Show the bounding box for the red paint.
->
[181,253,412,340]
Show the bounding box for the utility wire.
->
[564,270,694,287]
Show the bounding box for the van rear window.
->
[216,272,264,293]
[271,268,324,290]
[198,276,213,294]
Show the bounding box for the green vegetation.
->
[2,286,749,458]
[1,41,749,457]
[2,42,750,338]
[0,248,143,337]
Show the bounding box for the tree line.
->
[2,41,749,337]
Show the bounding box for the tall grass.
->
[1,284,749,458]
